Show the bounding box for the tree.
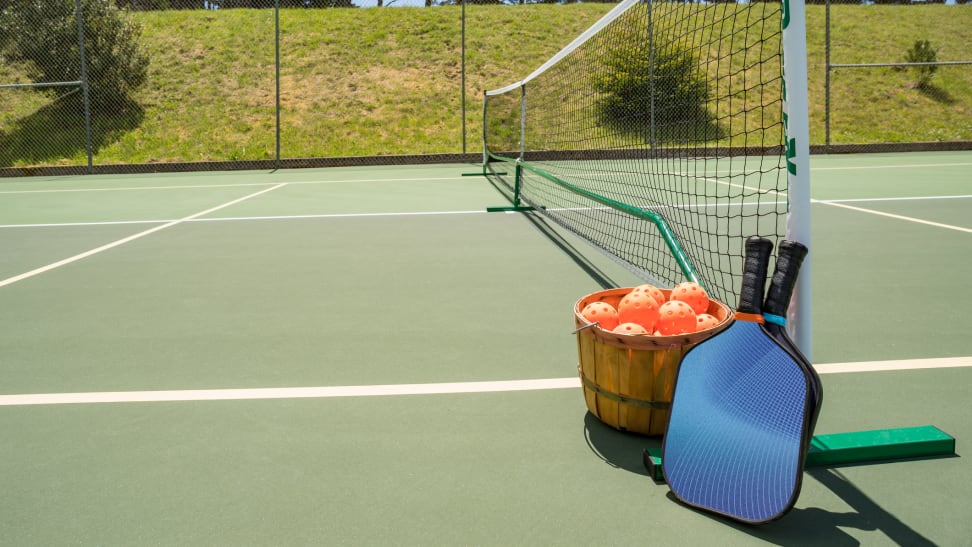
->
[905,39,938,89]
[592,35,717,145]
[0,0,149,106]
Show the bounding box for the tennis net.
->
[483,0,805,309]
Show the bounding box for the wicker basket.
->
[575,287,733,436]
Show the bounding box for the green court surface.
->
[1,152,969,545]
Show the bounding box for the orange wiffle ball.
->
[613,322,649,335]
[655,300,697,335]
[617,290,660,332]
[631,283,666,307]
[695,313,720,332]
[670,282,710,315]
[581,301,620,331]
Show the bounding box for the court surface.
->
[1,151,969,545]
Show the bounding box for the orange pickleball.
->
[613,322,648,335]
[695,313,720,332]
[670,282,710,315]
[617,290,660,332]
[581,301,619,331]
[631,283,666,307]
[655,300,697,335]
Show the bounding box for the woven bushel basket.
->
[575,287,733,436]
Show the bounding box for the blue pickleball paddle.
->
[662,236,812,524]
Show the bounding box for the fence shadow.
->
[0,94,143,167]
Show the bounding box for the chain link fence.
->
[813,0,972,152]
[1,0,970,176]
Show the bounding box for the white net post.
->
[782,0,813,360]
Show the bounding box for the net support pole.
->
[481,91,487,168]
[782,0,813,360]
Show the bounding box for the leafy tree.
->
[592,35,716,144]
[0,0,149,105]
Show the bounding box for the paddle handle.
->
[764,240,809,319]
[738,236,774,315]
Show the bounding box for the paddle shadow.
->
[735,467,938,546]
[584,411,939,544]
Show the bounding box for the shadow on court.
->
[584,411,938,545]
[583,412,657,477]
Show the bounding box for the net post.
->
[782,0,813,360]
[516,84,527,203]
[519,84,526,161]
[481,90,488,169]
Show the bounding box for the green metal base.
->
[461,171,507,176]
[643,425,956,482]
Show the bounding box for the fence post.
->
[275,0,281,169]
[824,0,831,152]
[462,0,467,155]
[75,0,93,173]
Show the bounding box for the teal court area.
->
[0,151,969,545]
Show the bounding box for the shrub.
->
[592,35,714,144]
[905,39,938,90]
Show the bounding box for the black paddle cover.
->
[737,236,774,315]
[764,240,808,318]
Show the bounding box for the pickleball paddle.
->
[763,239,822,438]
[662,236,812,524]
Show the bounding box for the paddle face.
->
[763,240,822,436]
[662,236,812,524]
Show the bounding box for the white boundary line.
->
[4,192,969,230]
[818,199,972,234]
[0,176,468,195]
[814,356,972,374]
[811,162,972,171]
[0,210,489,229]
[0,357,967,407]
[0,378,581,407]
[0,183,288,289]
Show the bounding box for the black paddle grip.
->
[737,236,774,314]
[764,240,809,318]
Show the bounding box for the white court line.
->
[0,378,581,407]
[0,176,467,195]
[6,193,968,230]
[828,195,972,203]
[0,183,288,289]
[817,199,972,234]
[814,356,972,374]
[0,357,967,407]
[0,210,488,229]
[811,162,972,171]
[0,182,273,194]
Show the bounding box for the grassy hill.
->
[1,4,970,167]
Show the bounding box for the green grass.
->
[806,5,972,145]
[1,4,971,167]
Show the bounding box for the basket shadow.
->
[583,411,658,477]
